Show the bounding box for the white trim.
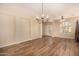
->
[0,39,32,48]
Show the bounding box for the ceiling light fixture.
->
[60,16,65,22]
[36,0,50,23]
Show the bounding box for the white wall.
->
[0,4,42,48]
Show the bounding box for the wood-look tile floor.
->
[0,37,79,56]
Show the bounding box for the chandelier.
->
[60,16,65,22]
[36,2,50,23]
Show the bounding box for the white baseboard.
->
[0,40,30,48]
[0,37,42,48]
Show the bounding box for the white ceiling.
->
[0,3,79,19]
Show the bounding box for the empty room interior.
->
[0,3,79,56]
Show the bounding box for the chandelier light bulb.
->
[41,14,45,19]
[36,16,40,20]
[46,15,49,19]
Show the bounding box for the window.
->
[60,21,72,34]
